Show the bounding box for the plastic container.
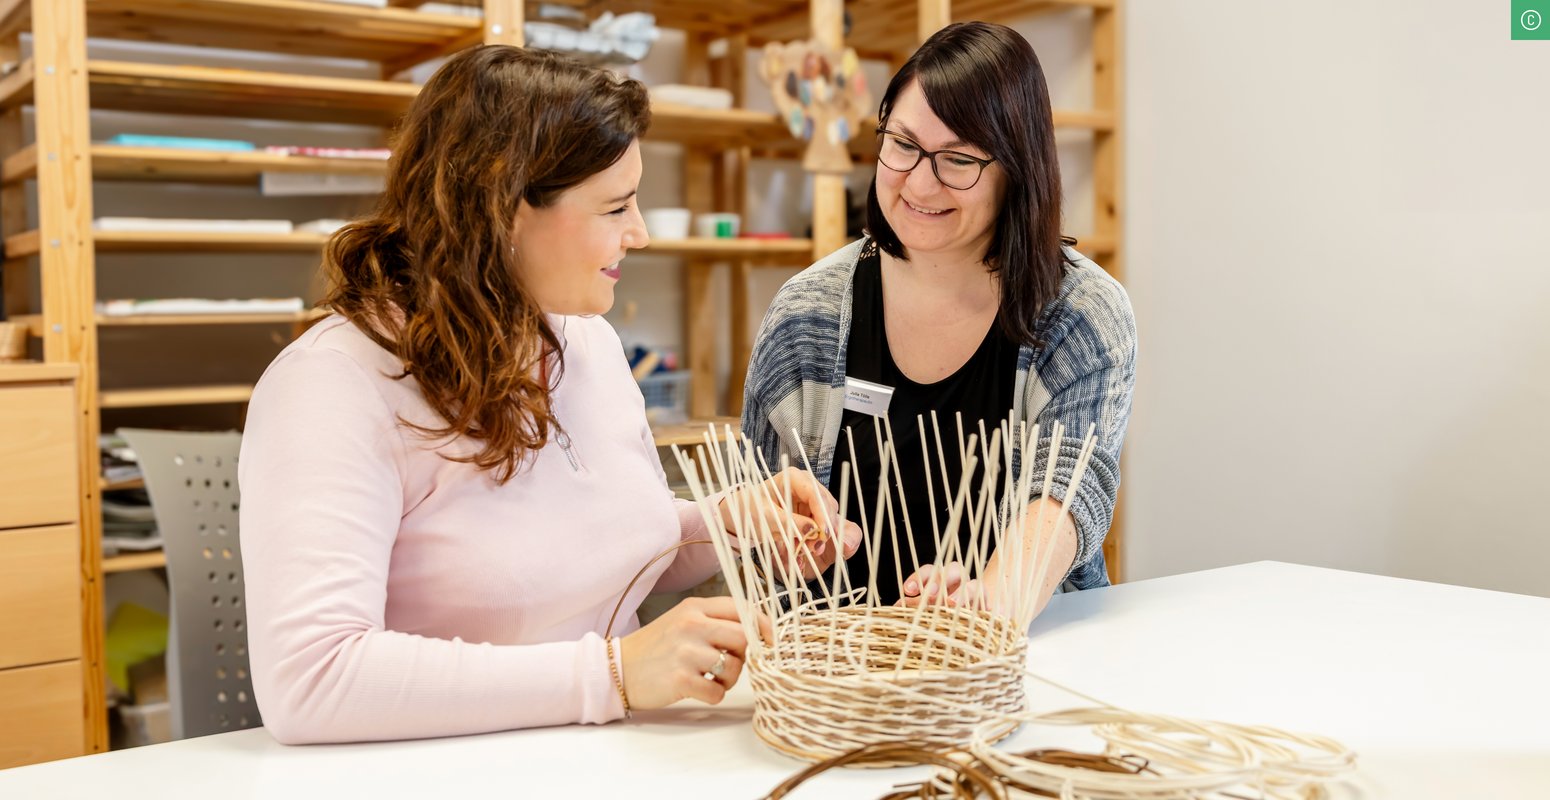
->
[637,370,691,425]
[119,700,172,747]
[694,212,741,239]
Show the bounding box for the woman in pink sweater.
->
[238,45,859,744]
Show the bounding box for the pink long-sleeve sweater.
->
[238,313,720,744]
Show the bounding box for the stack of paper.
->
[98,298,307,316]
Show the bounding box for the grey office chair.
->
[118,429,260,739]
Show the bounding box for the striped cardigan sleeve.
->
[1016,256,1137,582]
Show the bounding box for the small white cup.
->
[643,208,691,240]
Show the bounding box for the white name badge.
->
[843,376,895,417]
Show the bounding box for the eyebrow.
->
[605,190,638,205]
[893,122,971,151]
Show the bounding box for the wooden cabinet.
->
[0,661,86,768]
[0,364,88,769]
[0,384,79,530]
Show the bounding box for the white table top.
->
[3,561,1547,798]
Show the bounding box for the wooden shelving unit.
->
[1,0,1124,759]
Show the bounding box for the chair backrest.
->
[118,429,260,740]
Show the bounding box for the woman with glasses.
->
[742,22,1137,614]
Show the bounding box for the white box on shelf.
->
[261,171,386,197]
[118,701,171,748]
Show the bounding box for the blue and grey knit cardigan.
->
[739,238,1137,590]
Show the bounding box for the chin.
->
[586,293,615,316]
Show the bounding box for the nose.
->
[624,205,649,250]
[904,156,943,196]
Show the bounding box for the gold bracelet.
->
[605,637,631,719]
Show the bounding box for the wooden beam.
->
[1,31,27,321]
[919,0,950,45]
[32,0,106,754]
[0,136,33,183]
[809,0,848,260]
[1092,3,1122,274]
[382,28,483,80]
[726,260,752,414]
[2,227,36,258]
[684,261,717,420]
[717,33,754,414]
[0,57,33,110]
[0,0,27,40]
[1093,1,1124,582]
[483,0,522,46]
[682,33,719,419]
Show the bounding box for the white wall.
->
[1122,1,1550,596]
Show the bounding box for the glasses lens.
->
[877,134,922,173]
[933,153,984,190]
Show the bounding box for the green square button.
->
[1516,0,1549,39]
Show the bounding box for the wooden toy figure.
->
[760,39,872,175]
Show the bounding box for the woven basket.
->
[748,605,1027,766]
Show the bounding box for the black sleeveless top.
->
[825,241,1019,605]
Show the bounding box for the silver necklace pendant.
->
[555,429,581,472]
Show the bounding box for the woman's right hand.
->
[617,596,770,710]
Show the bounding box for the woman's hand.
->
[618,596,771,709]
[897,562,992,610]
[715,466,862,581]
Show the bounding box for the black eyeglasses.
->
[875,128,997,190]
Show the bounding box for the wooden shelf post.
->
[30,0,108,753]
[1093,1,1125,583]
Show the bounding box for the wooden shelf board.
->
[11,60,792,142]
[643,237,812,261]
[0,57,31,110]
[13,226,815,260]
[646,101,788,146]
[100,475,145,492]
[86,59,420,126]
[100,384,254,408]
[384,0,797,34]
[102,550,165,573]
[649,417,741,449]
[83,0,480,63]
[0,0,29,40]
[93,230,331,252]
[97,308,326,326]
[81,61,787,141]
[9,310,323,334]
[83,144,388,184]
[3,228,40,258]
[0,362,78,382]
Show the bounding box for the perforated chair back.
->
[118,429,260,739]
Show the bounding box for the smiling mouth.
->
[601,262,621,280]
[904,198,951,216]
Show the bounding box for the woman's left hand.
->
[896,562,992,610]
[715,466,862,581]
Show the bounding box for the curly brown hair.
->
[323,45,651,482]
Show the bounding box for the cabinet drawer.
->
[0,384,79,530]
[0,525,81,670]
[0,660,85,769]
